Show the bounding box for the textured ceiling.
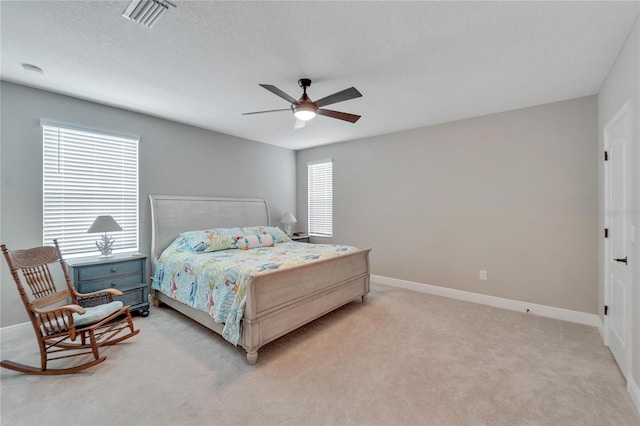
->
[1,1,638,150]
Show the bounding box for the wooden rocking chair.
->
[1,239,140,375]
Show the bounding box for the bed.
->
[149,195,371,364]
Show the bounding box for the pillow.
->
[263,226,291,243]
[180,229,217,252]
[180,228,244,252]
[242,225,291,243]
[168,235,192,252]
[213,227,245,239]
[202,234,237,253]
[236,234,275,250]
[241,226,266,236]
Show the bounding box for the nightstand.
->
[291,235,310,243]
[66,253,150,317]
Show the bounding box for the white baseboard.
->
[596,317,605,341]
[371,274,600,327]
[0,321,30,340]
[630,376,640,416]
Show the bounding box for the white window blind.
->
[42,123,139,256]
[308,159,333,237]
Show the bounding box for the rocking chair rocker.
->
[1,239,140,375]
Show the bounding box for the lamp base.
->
[96,233,116,257]
[283,223,294,237]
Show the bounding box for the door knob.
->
[614,257,628,265]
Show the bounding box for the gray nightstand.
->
[66,253,150,317]
[291,235,310,243]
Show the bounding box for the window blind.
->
[42,123,139,256]
[308,159,333,237]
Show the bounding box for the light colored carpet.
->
[1,283,638,426]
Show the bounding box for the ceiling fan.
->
[243,79,362,129]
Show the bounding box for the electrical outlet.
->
[479,270,488,281]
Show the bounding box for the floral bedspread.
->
[151,238,358,345]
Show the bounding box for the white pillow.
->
[236,234,275,250]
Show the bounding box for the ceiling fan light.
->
[294,102,317,121]
[294,109,316,121]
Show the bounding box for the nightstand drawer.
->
[119,284,147,307]
[77,259,143,281]
[78,273,144,294]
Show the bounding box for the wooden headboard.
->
[148,195,270,269]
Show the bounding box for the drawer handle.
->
[110,281,117,287]
[111,267,117,272]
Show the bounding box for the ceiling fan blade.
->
[242,108,291,115]
[314,87,362,108]
[294,118,306,129]
[259,84,299,105]
[317,109,361,123]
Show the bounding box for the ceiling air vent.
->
[122,0,175,28]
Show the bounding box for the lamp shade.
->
[280,212,297,224]
[87,215,122,233]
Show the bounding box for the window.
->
[42,122,139,256]
[307,159,333,237]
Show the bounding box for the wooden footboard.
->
[244,248,370,319]
[153,248,370,364]
[241,248,370,363]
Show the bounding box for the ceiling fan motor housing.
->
[298,78,312,88]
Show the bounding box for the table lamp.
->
[280,212,297,237]
[87,215,122,257]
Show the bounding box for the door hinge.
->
[604,305,608,316]
[604,151,608,161]
[604,228,608,238]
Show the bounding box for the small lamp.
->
[280,212,297,237]
[87,215,122,257]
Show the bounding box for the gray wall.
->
[0,81,296,327]
[297,96,598,314]
[598,17,640,392]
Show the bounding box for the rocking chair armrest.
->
[33,304,85,341]
[32,304,86,316]
[74,288,122,307]
[76,288,124,298]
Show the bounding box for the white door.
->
[604,100,633,379]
